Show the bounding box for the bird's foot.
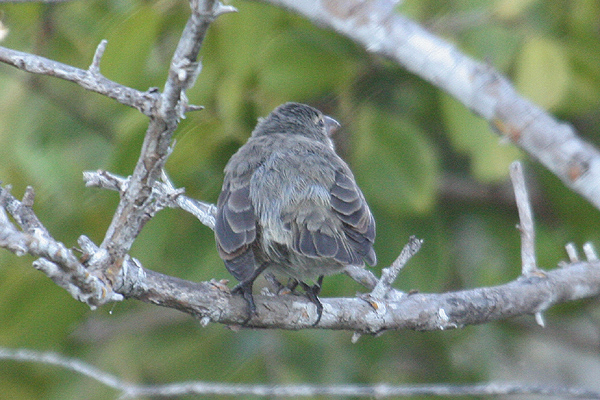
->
[299,276,324,326]
[231,281,257,324]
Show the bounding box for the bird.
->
[215,102,376,325]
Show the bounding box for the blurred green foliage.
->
[1,0,600,398]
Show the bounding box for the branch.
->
[0,186,121,307]
[0,41,159,115]
[2,347,599,398]
[131,259,600,332]
[3,181,599,331]
[370,236,422,300]
[82,169,217,230]
[93,0,235,282]
[510,162,539,276]
[260,0,600,212]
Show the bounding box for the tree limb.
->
[2,182,600,332]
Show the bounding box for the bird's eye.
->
[316,117,325,128]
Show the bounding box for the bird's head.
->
[252,102,340,146]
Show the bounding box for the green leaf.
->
[353,105,438,214]
[258,29,356,101]
[461,25,521,72]
[440,92,521,182]
[101,5,162,87]
[560,40,600,114]
[494,0,540,19]
[514,36,570,110]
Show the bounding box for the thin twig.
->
[509,161,538,275]
[509,161,545,326]
[370,236,422,300]
[97,381,600,398]
[88,40,107,75]
[83,170,128,193]
[583,242,598,262]
[0,44,158,115]
[0,348,127,392]
[83,169,217,230]
[344,265,380,290]
[0,207,28,256]
[1,347,599,398]
[565,242,579,262]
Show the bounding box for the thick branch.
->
[261,0,600,212]
[127,259,600,332]
[4,182,599,331]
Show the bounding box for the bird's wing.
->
[330,169,376,266]
[215,174,257,282]
[287,167,376,267]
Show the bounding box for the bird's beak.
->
[324,116,341,136]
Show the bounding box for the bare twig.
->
[344,265,380,290]
[1,347,599,398]
[0,185,49,236]
[88,40,107,75]
[0,44,159,115]
[583,242,598,262]
[564,242,600,264]
[565,242,579,262]
[370,236,422,300]
[509,162,538,276]
[261,0,600,212]
[83,169,217,230]
[159,170,217,229]
[509,161,546,326]
[0,185,121,307]
[0,207,28,256]
[82,170,128,193]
